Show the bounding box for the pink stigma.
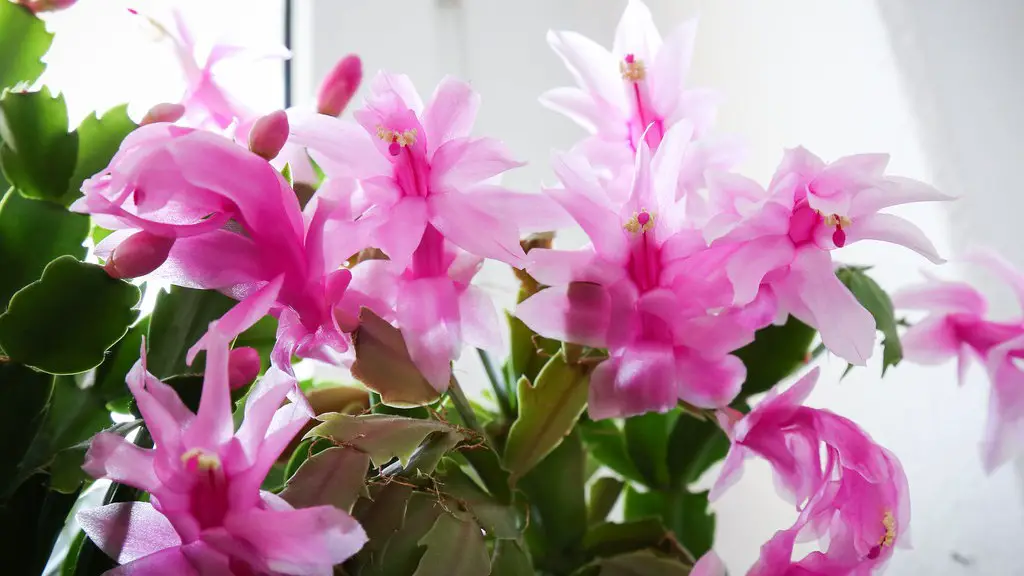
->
[388,142,401,157]
[624,53,636,64]
[832,225,847,248]
[637,212,650,226]
[127,8,138,14]
[866,545,881,560]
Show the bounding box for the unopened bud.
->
[17,0,78,13]
[141,103,186,126]
[104,231,175,279]
[248,110,289,160]
[227,347,261,390]
[317,54,362,117]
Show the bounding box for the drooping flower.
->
[711,367,911,575]
[336,226,504,391]
[291,71,566,270]
[71,123,352,372]
[702,147,949,365]
[77,332,366,574]
[894,252,1024,472]
[542,0,739,195]
[517,123,758,418]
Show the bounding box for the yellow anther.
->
[879,510,896,548]
[376,125,417,147]
[181,447,221,471]
[619,57,646,82]
[623,209,655,234]
[821,212,852,228]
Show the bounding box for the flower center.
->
[624,209,655,234]
[377,125,417,157]
[180,447,221,472]
[866,510,896,560]
[181,447,230,530]
[824,212,851,247]
[619,54,646,82]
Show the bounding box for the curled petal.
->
[77,502,181,565]
[516,283,611,349]
[82,432,159,491]
[845,212,945,263]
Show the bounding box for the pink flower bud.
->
[141,103,186,126]
[248,110,289,160]
[103,231,175,279]
[17,0,77,13]
[227,346,261,390]
[317,54,362,117]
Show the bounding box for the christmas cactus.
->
[0,1,1015,575]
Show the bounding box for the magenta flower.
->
[291,72,552,270]
[337,227,504,391]
[895,252,1024,472]
[711,368,911,575]
[517,123,757,418]
[71,124,352,372]
[704,147,948,365]
[77,332,366,574]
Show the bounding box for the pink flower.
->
[517,123,756,418]
[77,332,366,574]
[17,0,77,13]
[895,252,1024,472]
[317,54,363,117]
[691,552,727,576]
[248,110,291,161]
[711,368,911,575]
[71,124,352,372]
[291,72,560,270]
[337,226,504,391]
[704,147,949,365]
[542,0,739,196]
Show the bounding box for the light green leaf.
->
[0,257,140,374]
[579,418,645,484]
[0,1,53,88]
[504,351,590,482]
[412,511,491,576]
[0,87,79,202]
[306,413,461,468]
[0,189,88,313]
[624,411,679,489]
[520,429,587,567]
[838,266,903,374]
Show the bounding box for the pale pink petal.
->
[849,176,953,218]
[546,30,627,111]
[225,505,367,573]
[371,197,429,271]
[125,359,190,452]
[612,0,663,62]
[465,186,574,233]
[691,551,727,576]
[516,283,611,348]
[588,346,678,419]
[186,275,285,365]
[459,286,505,352]
[666,88,719,137]
[422,76,480,155]
[526,248,623,287]
[429,192,526,266]
[891,280,987,315]
[845,212,944,263]
[288,115,391,180]
[233,368,302,464]
[82,432,159,491]
[899,316,961,365]
[650,18,698,120]
[539,87,603,134]
[674,312,757,358]
[397,277,462,391]
[106,545,203,576]
[708,444,749,502]
[157,231,267,290]
[981,335,1024,473]
[675,350,745,408]
[77,502,181,564]
[970,249,1024,314]
[369,70,424,114]
[185,331,235,448]
[544,184,626,261]
[651,120,694,208]
[723,236,795,306]
[430,137,524,192]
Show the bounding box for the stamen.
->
[181,447,221,472]
[623,209,655,233]
[376,125,417,156]
[820,212,851,247]
[619,54,646,82]
[880,510,896,548]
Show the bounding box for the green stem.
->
[477,348,513,420]
[448,375,486,439]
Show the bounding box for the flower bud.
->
[248,110,289,160]
[141,103,186,126]
[103,231,175,279]
[317,54,362,117]
[17,0,77,13]
[227,346,261,390]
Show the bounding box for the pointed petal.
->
[970,249,1024,314]
[429,193,526,266]
[651,18,698,119]
[548,157,627,260]
[675,351,745,408]
[723,236,795,305]
[588,346,678,420]
[186,275,284,365]
[369,71,424,114]
[77,502,181,564]
[82,432,159,491]
[613,0,663,62]
[126,357,192,452]
[547,30,627,111]
[982,335,1024,473]
[891,280,986,315]
[651,120,694,208]
[526,248,621,286]
[372,197,429,271]
[849,176,952,217]
[516,283,611,348]
[430,137,524,192]
[225,505,367,572]
[708,445,749,502]
[459,286,504,352]
[397,278,462,391]
[422,76,480,155]
[466,186,574,233]
[846,212,944,263]
[539,87,602,134]
[899,316,961,365]
[234,368,302,463]
[289,115,391,180]
[691,551,727,576]
[186,331,235,447]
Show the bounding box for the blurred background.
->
[40,0,1024,573]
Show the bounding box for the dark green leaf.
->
[520,429,587,569]
[412,511,491,576]
[146,286,235,379]
[0,1,53,88]
[94,316,148,407]
[624,411,679,489]
[0,87,79,202]
[0,361,53,496]
[505,310,560,398]
[504,352,590,482]
[490,539,533,576]
[0,257,140,374]
[351,308,441,407]
[734,315,815,400]
[64,105,137,204]
[623,487,715,558]
[838,266,903,374]
[579,418,645,484]
[583,519,672,560]
[280,446,370,512]
[363,491,443,576]
[351,483,414,559]
[437,462,521,539]
[282,437,333,482]
[0,189,88,313]
[587,550,691,575]
[0,474,79,576]
[667,413,729,487]
[307,413,462,468]
[588,476,624,525]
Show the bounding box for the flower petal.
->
[613,0,663,63]
[849,175,953,217]
[186,275,285,365]
[289,115,391,180]
[691,551,727,576]
[465,186,574,233]
[546,29,627,111]
[459,285,505,352]
[891,279,986,315]
[82,432,159,491]
[675,350,745,408]
[539,87,603,134]
[430,137,524,192]
[371,197,429,271]
[516,282,611,348]
[397,277,462,391]
[429,192,526,266]
[982,335,1024,473]
[845,212,944,263]
[225,505,367,573]
[723,236,796,306]
[650,17,698,120]
[77,502,181,565]
[899,316,962,365]
[588,345,678,419]
[422,76,480,155]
